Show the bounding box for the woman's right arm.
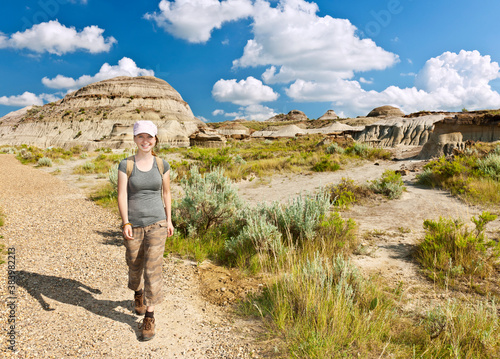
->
[117,170,133,240]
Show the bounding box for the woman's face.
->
[134,133,156,153]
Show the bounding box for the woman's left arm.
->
[162,170,174,237]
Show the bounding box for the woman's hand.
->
[166,220,174,237]
[122,224,134,240]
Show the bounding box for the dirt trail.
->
[0,154,262,358]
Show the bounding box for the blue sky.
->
[1,0,500,121]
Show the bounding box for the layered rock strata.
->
[354,114,447,147]
[419,112,500,158]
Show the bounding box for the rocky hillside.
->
[419,110,500,158]
[0,76,204,150]
[354,114,448,147]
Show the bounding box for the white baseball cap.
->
[133,120,157,137]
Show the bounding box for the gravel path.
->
[0,154,262,358]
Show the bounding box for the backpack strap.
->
[155,156,164,177]
[155,156,166,208]
[126,156,135,179]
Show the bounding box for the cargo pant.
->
[123,219,168,306]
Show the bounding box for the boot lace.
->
[139,317,153,330]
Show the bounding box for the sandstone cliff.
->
[419,111,500,158]
[0,76,204,150]
[354,114,447,147]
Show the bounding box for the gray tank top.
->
[118,158,170,227]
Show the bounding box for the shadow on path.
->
[95,229,124,247]
[16,270,140,338]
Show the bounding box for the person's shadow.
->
[16,270,141,339]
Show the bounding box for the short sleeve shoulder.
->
[161,159,170,174]
[118,158,128,174]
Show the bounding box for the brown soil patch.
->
[197,262,266,306]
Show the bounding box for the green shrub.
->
[263,189,331,246]
[225,208,284,268]
[88,183,118,211]
[422,299,499,358]
[416,167,436,187]
[415,212,499,285]
[233,154,246,165]
[349,142,370,157]
[108,164,118,195]
[326,143,345,155]
[173,166,244,237]
[1,147,16,154]
[418,156,475,189]
[370,170,405,199]
[327,178,372,208]
[311,157,340,172]
[313,212,358,256]
[168,167,178,182]
[477,153,500,180]
[83,162,96,173]
[37,157,53,167]
[70,145,82,154]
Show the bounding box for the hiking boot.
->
[134,292,146,315]
[139,317,155,341]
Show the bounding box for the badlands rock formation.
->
[419,111,500,158]
[267,110,308,122]
[355,114,447,147]
[0,76,204,150]
[317,110,339,120]
[367,105,405,117]
[215,122,251,138]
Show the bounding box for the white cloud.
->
[415,50,500,93]
[286,50,500,116]
[197,116,211,122]
[0,91,65,108]
[42,57,154,89]
[233,0,398,83]
[212,76,279,106]
[0,20,116,55]
[145,0,253,43]
[0,92,44,107]
[241,104,277,121]
[212,104,276,121]
[212,109,225,116]
[225,111,242,117]
[359,77,373,84]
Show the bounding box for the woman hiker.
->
[117,120,174,341]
